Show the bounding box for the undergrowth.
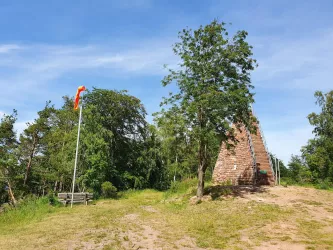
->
[0,194,61,229]
[281,177,333,191]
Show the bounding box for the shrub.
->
[46,191,61,206]
[168,179,197,195]
[101,181,117,198]
[315,179,333,190]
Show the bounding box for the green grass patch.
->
[0,196,61,230]
[296,219,333,247]
[1,182,332,249]
[148,199,291,249]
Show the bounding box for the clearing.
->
[0,185,333,250]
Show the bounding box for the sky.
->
[0,0,332,164]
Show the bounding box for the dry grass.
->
[0,185,332,249]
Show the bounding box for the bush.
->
[168,179,197,195]
[101,181,117,198]
[315,179,333,190]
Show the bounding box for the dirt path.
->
[74,186,333,250]
[1,186,332,250]
[240,186,333,250]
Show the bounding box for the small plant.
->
[101,181,117,198]
[47,191,61,206]
[315,179,333,190]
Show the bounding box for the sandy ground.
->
[73,186,333,250]
[239,186,333,250]
[1,186,332,250]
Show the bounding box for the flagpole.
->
[71,92,84,208]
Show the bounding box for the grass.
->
[280,178,333,191]
[0,196,61,230]
[0,181,333,249]
[295,219,333,247]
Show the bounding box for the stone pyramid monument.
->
[212,117,275,186]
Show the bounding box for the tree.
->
[81,88,149,192]
[160,20,257,198]
[288,155,312,183]
[301,90,333,182]
[19,102,55,186]
[155,107,197,182]
[0,111,19,205]
[270,154,289,178]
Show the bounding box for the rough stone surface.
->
[251,122,275,185]
[213,121,275,186]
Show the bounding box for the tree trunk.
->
[196,107,207,199]
[174,155,178,182]
[197,164,205,198]
[24,133,37,185]
[53,180,58,192]
[7,181,17,206]
[59,175,63,192]
[42,179,46,196]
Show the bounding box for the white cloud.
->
[0,44,21,53]
[14,120,32,137]
[0,40,176,79]
[0,39,177,109]
[0,110,30,137]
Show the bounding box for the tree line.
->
[279,91,333,188]
[1,20,332,206]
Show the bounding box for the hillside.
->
[0,185,333,250]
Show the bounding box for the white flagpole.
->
[71,92,84,208]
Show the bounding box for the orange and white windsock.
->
[74,86,86,110]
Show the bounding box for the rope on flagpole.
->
[71,91,84,208]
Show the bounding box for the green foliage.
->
[0,195,59,227]
[163,179,198,201]
[101,181,117,198]
[302,91,333,183]
[0,87,172,207]
[158,20,257,197]
[315,179,333,190]
[46,191,61,206]
[288,155,313,183]
[0,110,19,205]
[286,90,333,187]
[168,179,198,195]
[270,154,289,178]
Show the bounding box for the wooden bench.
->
[57,193,93,206]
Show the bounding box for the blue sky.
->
[0,0,332,164]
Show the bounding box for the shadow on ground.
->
[204,185,268,200]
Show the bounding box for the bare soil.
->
[0,186,332,250]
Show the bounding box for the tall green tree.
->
[288,155,312,183]
[155,107,197,181]
[0,111,19,205]
[160,20,257,198]
[301,90,333,182]
[81,88,149,192]
[44,96,78,193]
[19,102,55,187]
